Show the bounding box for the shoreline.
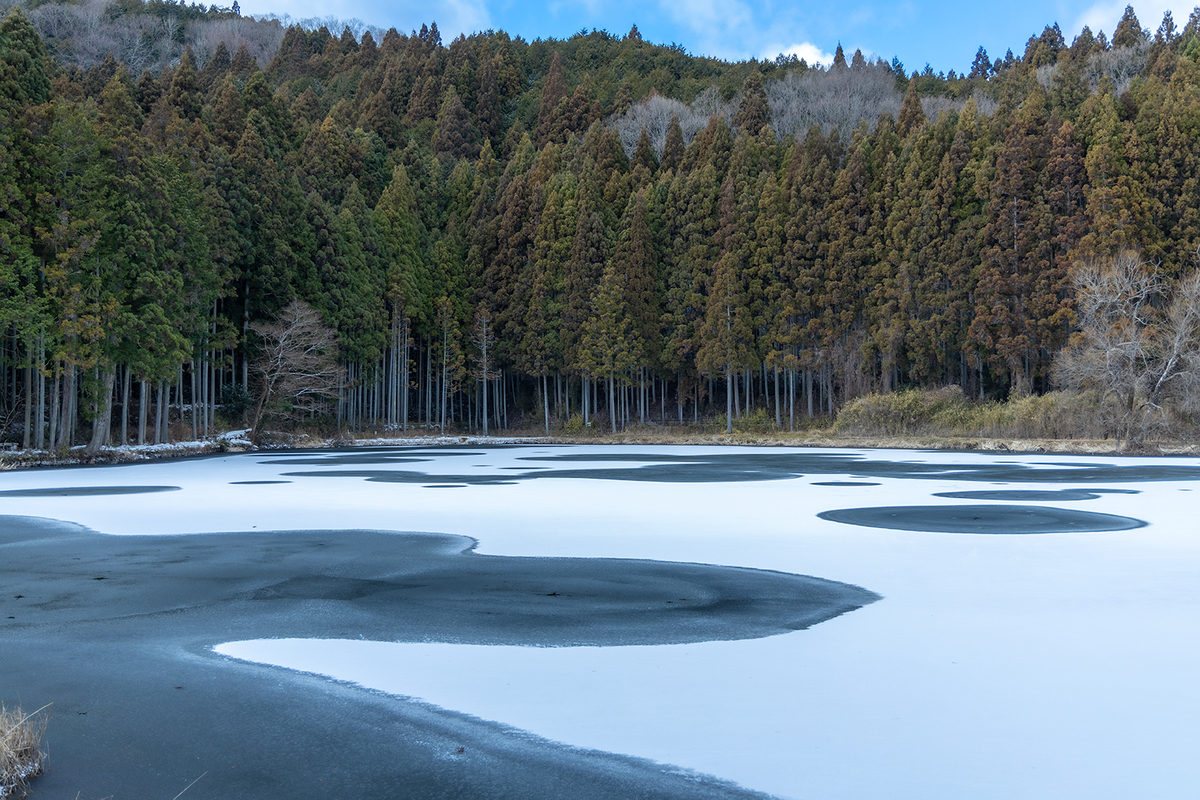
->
[3,428,1199,471]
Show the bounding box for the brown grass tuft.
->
[1,704,48,799]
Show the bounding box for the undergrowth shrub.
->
[1,704,48,799]
[834,386,970,436]
[835,387,1130,440]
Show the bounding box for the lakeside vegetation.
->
[3,2,1200,454]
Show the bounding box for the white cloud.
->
[657,0,758,59]
[437,0,493,36]
[659,0,754,32]
[765,41,835,66]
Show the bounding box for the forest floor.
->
[3,425,1199,471]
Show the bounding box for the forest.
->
[2,0,1200,450]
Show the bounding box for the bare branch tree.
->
[247,300,341,441]
[765,61,901,142]
[610,87,733,159]
[1054,251,1200,447]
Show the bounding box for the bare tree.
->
[765,61,901,142]
[247,300,341,441]
[1083,42,1150,94]
[189,16,286,68]
[611,87,733,159]
[1054,251,1200,447]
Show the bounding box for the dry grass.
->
[1,704,48,799]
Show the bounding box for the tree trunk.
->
[85,369,117,456]
[138,380,148,444]
[23,364,31,449]
[726,367,733,434]
[774,365,781,427]
[121,366,131,445]
[190,360,199,439]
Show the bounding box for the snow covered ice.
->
[3,444,1199,799]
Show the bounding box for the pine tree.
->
[374,163,430,329]
[732,71,769,136]
[661,113,684,173]
[896,76,926,138]
[536,52,567,147]
[697,250,753,433]
[433,87,479,160]
[579,260,642,432]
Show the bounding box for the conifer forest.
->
[3,1,1200,448]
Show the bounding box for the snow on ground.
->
[5,445,1200,799]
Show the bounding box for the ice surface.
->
[6,445,1200,799]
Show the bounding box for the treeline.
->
[2,4,1200,449]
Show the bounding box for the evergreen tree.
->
[732,71,769,135]
[661,113,684,172]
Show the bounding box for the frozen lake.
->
[2,444,1199,799]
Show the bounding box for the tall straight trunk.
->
[86,369,117,455]
[732,370,739,421]
[677,373,684,424]
[401,325,409,432]
[805,368,813,418]
[201,354,210,436]
[34,340,44,449]
[23,363,31,449]
[121,365,131,444]
[439,336,447,435]
[190,360,199,439]
[639,369,645,425]
[788,368,795,431]
[744,367,751,417]
[47,371,59,449]
[68,367,79,446]
[154,381,164,444]
[774,365,781,427]
[825,366,833,417]
[138,380,148,444]
[176,364,184,438]
[608,372,616,433]
[726,367,733,434]
[242,290,250,390]
[482,373,489,436]
[542,374,550,434]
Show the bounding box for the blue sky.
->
[237,1,1196,73]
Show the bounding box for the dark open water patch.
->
[229,480,292,485]
[0,485,180,497]
[1,514,870,798]
[818,504,1147,533]
[423,484,469,488]
[263,448,1200,486]
[812,481,881,487]
[257,448,486,467]
[934,488,1140,502]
